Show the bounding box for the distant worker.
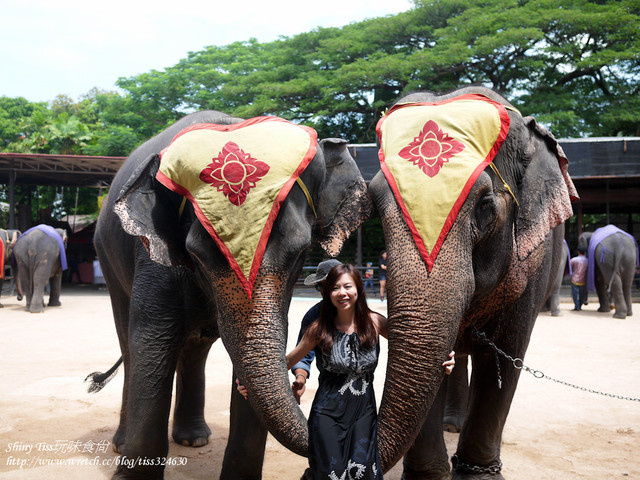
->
[570,245,588,311]
[363,261,376,296]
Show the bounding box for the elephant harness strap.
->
[376,93,514,271]
[156,116,318,298]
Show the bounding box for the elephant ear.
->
[114,153,189,267]
[515,117,579,261]
[316,138,373,257]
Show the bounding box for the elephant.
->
[578,225,638,319]
[92,110,372,479]
[13,224,68,313]
[367,86,577,479]
[540,238,571,316]
[0,228,20,307]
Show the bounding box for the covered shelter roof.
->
[0,152,125,187]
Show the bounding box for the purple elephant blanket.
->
[587,225,639,292]
[20,225,68,271]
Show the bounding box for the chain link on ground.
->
[471,324,640,403]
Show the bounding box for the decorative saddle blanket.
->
[376,93,511,270]
[156,116,318,298]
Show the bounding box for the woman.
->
[240,264,454,479]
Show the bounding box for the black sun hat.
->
[303,259,342,286]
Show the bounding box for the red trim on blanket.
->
[376,94,510,271]
[156,116,318,298]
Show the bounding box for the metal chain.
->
[471,324,640,402]
[451,454,503,475]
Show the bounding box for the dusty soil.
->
[0,285,638,479]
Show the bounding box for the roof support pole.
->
[8,162,15,229]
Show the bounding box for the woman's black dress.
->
[308,331,382,480]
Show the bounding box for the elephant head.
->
[368,87,577,469]
[111,112,372,456]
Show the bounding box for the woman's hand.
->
[236,378,248,399]
[292,373,307,405]
[442,351,456,375]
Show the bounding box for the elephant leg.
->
[171,336,214,447]
[113,278,184,479]
[30,263,49,313]
[621,266,634,317]
[595,268,611,312]
[0,278,4,307]
[443,354,468,433]
[610,274,627,319]
[220,369,268,480]
[48,272,63,307]
[452,323,532,480]
[402,379,450,480]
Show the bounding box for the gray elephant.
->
[92,110,372,479]
[578,225,638,319]
[13,225,68,313]
[0,228,20,307]
[368,86,577,478]
[541,238,570,316]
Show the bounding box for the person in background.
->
[363,261,377,297]
[378,250,387,302]
[570,245,589,311]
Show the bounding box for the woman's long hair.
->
[309,264,378,353]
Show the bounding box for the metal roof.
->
[0,152,125,187]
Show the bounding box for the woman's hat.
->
[304,259,342,285]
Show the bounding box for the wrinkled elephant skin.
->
[369,87,577,478]
[94,110,371,479]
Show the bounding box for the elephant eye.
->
[473,192,498,234]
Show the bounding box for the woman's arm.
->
[371,313,389,339]
[286,329,316,369]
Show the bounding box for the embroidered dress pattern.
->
[199,141,270,206]
[309,331,381,479]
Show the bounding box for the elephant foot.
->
[112,464,163,480]
[613,312,627,319]
[48,300,62,307]
[402,466,451,480]
[112,427,125,454]
[443,415,464,433]
[550,310,562,317]
[598,306,611,313]
[451,455,504,480]
[172,419,211,447]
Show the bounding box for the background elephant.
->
[578,225,638,319]
[368,86,577,479]
[0,228,20,307]
[93,110,371,479]
[540,238,571,316]
[12,225,68,313]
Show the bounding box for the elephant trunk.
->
[214,268,308,456]
[377,206,473,471]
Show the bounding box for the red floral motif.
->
[200,141,270,206]
[398,120,465,177]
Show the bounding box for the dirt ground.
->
[0,285,638,479]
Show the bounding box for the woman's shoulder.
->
[369,312,388,335]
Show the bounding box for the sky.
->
[1,0,413,103]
